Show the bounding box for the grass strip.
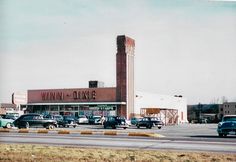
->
[1,144,236,162]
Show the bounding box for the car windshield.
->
[55,116,63,120]
[64,116,74,120]
[78,115,86,118]
[223,116,236,122]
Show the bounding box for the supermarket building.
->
[26,35,188,124]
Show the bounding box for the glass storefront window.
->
[50,105,59,111]
[59,105,65,111]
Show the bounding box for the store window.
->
[59,105,65,111]
[50,105,58,111]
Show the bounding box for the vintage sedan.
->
[103,116,129,129]
[76,115,89,124]
[136,117,163,129]
[13,113,57,129]
[217,115,236,137]
[0,116,14,128]
[88,116,102,125]
[62,115,77,128]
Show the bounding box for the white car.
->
[77,115,89,124]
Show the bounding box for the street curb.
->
[104,131,117,136]
[37,129,49,134]
[18,129,29,133]
[80,130,93,135]
[58,130,70,134]
[0,128,164,138]
[128,132,151,137]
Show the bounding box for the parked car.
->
[150,117,164,129]
[44,114,64,127]
[131,117,142,125]
[13,113,57,129]
[136,117,163,129]
[217,115,236,137]
[76,115,89,124]
[103,116,129,129]
[1,114,18,120]
[88,116,102,125]
[0,116,14,128]
[62,115,77,128]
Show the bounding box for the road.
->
[1,124,236,153]
[1,133,236,153]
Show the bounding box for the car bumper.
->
[117,124,129,128]
[217,127,236,134]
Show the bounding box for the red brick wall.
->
[28,87,116,103]
[116,35,135,119]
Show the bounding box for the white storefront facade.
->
[135,92,188,124]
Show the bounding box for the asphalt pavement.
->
[1,124,236,152]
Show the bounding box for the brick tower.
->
[116,35,135,119]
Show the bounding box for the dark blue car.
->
[217,115,236,137]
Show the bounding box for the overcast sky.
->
[0,0,236,104]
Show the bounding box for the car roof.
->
[224,115,236,117]
[22,113,41,116]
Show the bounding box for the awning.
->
[26,102,126,106]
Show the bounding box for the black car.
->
[44,114,64,127]
[88,116,102,125]
[136,117,163,129]
[13,113,57,129]
[103,116,129,129]
[62,115,77,128]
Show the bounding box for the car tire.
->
[5,123,12,129]
[112,125,116,129]
[73,125,76,128]
[47,124,55,130]
[219,133,223,137]
[158,127,161,129]
[137,125,140,129]
[25,122,29,129]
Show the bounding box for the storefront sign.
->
[73,90,96,100]
[28,87,116,103]
[41,92,64,101]
[98,105,115,111]
[41,90,96,101]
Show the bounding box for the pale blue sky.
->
[1,0,236,104]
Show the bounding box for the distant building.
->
[219,102,236,119]
[187,104,219,123]
[135,92,188,124]
[0,103,17,115]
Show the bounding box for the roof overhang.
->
[26,102,126,106]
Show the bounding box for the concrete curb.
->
[0,128,165,138]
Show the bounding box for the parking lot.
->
[9,123,218,137]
